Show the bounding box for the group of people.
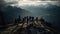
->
[14,16,44,24]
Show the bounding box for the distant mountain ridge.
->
[0,6,31,24]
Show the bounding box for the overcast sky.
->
[0,0,59,7]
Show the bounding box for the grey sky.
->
[0,0,59,7]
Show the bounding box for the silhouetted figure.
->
[17,16,21,23]
[29,16,31,20]
[36,17,38,22]
[26,16,28,24]
[29,16,34,22]
[22,18,24,22]
[31,17,34,22]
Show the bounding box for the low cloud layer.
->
[0,0,60,7]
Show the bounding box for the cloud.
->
[0,0,18,7]
[9,0,60,7]
[40,0,59,1]
[20,0,59,1]
[0,0,60,8]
